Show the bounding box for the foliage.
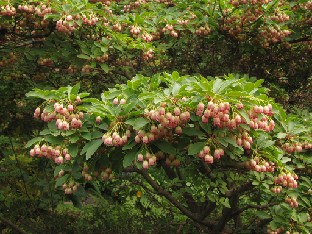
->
[1,0,312,111]
[1,0,312,233]
[25,72,312,233]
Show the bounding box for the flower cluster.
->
[274,173,298,189]
[29,144,71,164]
[34,100,84,130]
[138,152,157,169]
[198,146,225,164]
[246,157,275,172]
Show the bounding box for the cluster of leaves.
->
[0,0,311,137]
[26,72,312,233]
[0,0,311,80]
[0,0,311,233]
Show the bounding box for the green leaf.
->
[213,79,236,94]
[123,149,137,168]
[300,196,311,207]
[153,140,177,155]
[220,197,231,208]
[100,63,110,73]
[25,137,43,148]
[54,165,65,177]
[122,140,136,150]
[81,132,92,141]
[222,137,239,147]
[122,99,138,114]
[280,157,291,163]
[256,211,271,219]
[237,110,250,124]
[45,135,63,145]
[218,138,228,147]
[55,174,69,187]
[212,79,223,94]
[91,131,103,139]
[171,71,179,81]
[82,139,103,160]
[48,121,58,132]
[183,127,205,137]
[77,54,90,59]
[258,140,275,149]
[125,117,149,130]
[68,144,79,158]
[297,213,309,223]
[69,135,80,143]
[172,83,181,96]
[199,121,212,134]
[71,83,80,97]
[276,132,287,139]
[188,142,206,155]
[39,129,50,135]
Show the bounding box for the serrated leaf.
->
[153,140,177,155]
[122,140,136,150]
[297,213,309,223]
[48,121,58,132]
[188,142,206,155]
[97,122,108,130]
[125,117,149,130]
[280,157,291,163]
[87,139,102,160]
[77,54,90,59]
[81,132,92,140]
[71,83,80,97]
[44,135,63,145]
[122,100,138,114]
[39,129,50,136]
[222,137,239,147]
[300,196,311,208]
[78,93,90,98]
[276,132,287,139]
[212,79,223,94]
[171,71,179,81]
[123,149,137,168]
[237,110,250,124]
[69,135,80,143]
[218,138,228,147]
[183,127,205,137]
[100,63,110,73]
[258,140,275,149]
[172,83,181,96]
[25,137,43,148]
[91,131,103,139]
[54,165,65,177]
[256,211,271,219]
[55,174,69,187]
[68,144,78,158]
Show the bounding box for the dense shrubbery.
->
[23,72,312,233]
[0,0,311,233]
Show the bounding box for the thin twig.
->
[0,215,28,234]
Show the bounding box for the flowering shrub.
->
[26,72,312,233]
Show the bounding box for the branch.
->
[213,193,240,232]
[137,168,215,228]
[0,215,28,234]
[9,137,32,201]
[225,181,253,197]
[221,160,245,170]
[288,37,311,44]
[113,68,133,80]
[199,202,216,220]
[162,164,201,213]
[232,202,279,217]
